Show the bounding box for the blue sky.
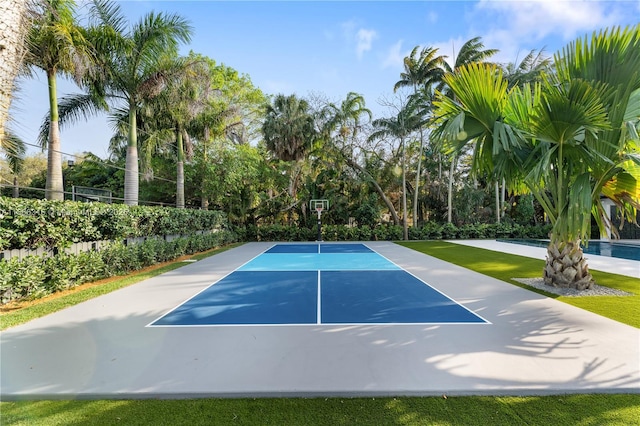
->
[10,0,640,159]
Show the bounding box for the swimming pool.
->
[498,239,640,262]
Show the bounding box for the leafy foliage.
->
[0,229,236,304]
[0,197,229,250]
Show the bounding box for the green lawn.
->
[397,240,640,328]
[2,394,639,425]
[1,240,638,425]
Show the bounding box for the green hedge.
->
[0,197,229,250]
[0,230,237,304]
[239,222,551,242]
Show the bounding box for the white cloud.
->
[356,28,377,59]
[476,0,623,42]
[382,40,406,69]
[427,11,438,24]
[341,19,378,59]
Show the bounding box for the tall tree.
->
[394,46,446,227]
[27,0,91,200]
[41,0,192,205]
[369,100,422,240]
[262,94,317,201]
[433,26,640,290]
[148,55,211,208]
[0,0,30,148]
[438,37,498,222]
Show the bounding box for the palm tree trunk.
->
[200,126,209,210]
[12,175,19,198]
[544,240,594,290]
[124,106,139,205]
[45,70,64,201]
[501,178,506,219]
[447,155,456,223]
[401,136,408,240]
[413,128,424,229]
[0,0,29,145]
[495,181,500,223]
[176,128,185,209]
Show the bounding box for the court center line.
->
[317,270,321,324]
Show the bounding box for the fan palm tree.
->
[40,0,192,205]
[26,0,91,200]
[434,26,640,290]
[262,94,317,201]
[263,94,316,162]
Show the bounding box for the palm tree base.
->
[543,241,594,290]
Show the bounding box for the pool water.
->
[498,239,640,262]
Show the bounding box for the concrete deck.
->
[1,241,638,399]
[449,239,639,278]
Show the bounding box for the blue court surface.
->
[151,243,487,326]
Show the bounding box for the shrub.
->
[0,197,230,250]
[0,229,238,304]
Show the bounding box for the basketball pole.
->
[316,208,322,242]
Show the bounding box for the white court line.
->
[149,242,491,327]
[363,243,492,325]
[317,270,321,324]
[146,243,278,327]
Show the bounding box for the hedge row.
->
[238,222,552,242]
[0,230,237,304]
[0,197,229,250]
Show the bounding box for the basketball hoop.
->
[310,199,329,241]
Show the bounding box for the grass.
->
[397,240,640,328]
[0,243,243,331]
[1,394,639,425]
[1,240,638,425]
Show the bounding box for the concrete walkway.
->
[1,241,638,399]
[449,239,639,278]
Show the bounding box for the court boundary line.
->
[363,243,493,325]
[148,242,491,327]
[146,243,281,327]
[147,321,490,328]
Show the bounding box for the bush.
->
[0,197,230,250]
[0,229,237,304]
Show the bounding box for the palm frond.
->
[37,92,109,147]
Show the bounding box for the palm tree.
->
[2,131,26,197]
[503,49,551,89]
[394,46,446,227]
[262,94,317,201]
[438,37,498,223]
[0,0,30,147]
[369,100,422,240]
[433,26,640,290]
[42,0,192,205]
[263,94,316,163]
[141,55,212,208]
[26,0,91,200]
